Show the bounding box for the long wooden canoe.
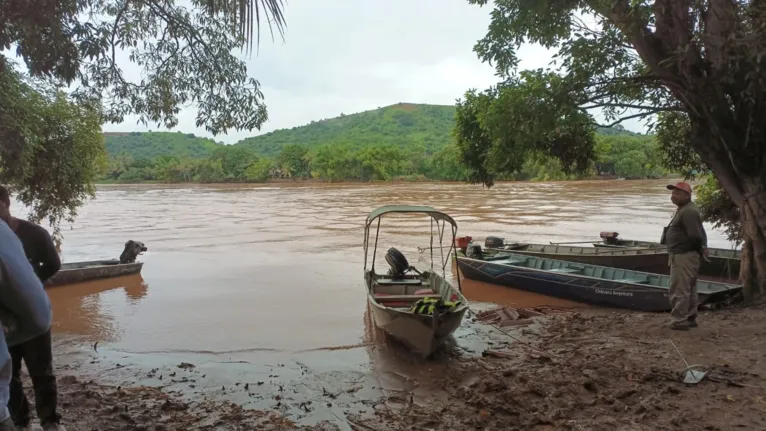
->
[45,259,144,287]
[456,249,742,312]
[594,237,740,280]
[486,242,670,275]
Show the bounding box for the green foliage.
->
[235,103,458,157]
[101,126,661,184]
[104,132,222,160]
[0,59,106,237]
[1,0,286,136]
[275,144,310,179]
[245,158,274,182]
[696,176,741,244]
[454,71,598,187]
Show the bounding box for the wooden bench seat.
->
[376,278,423,286]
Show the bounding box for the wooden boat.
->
[594,232,741,279]
[46,259,144,287]
[364,205,469,358]
[455,248,742,312]
[483,240,670,275]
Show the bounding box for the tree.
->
[276,144,311,179]
[0,0,286,234]
[244,158,273,182]
[208,146,258,181]
[0,60,106,240]
[2,0,285,135]
[458,0,766,300]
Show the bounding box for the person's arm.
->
[36,228,61,283]
[681,206,707,250]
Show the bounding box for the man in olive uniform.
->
[663,182,708,330]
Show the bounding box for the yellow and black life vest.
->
[409,297,461,315]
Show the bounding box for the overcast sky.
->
[101,0,642,143]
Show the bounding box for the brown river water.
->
[18,179,736,425]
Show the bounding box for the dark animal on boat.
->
[119,240,147,264]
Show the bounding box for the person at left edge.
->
[0,192,55,430]
[0,186,63,431]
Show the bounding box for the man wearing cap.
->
[662,181,708,330]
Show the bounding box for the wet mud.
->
[41,302,766,430]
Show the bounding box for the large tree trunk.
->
[737,180,766,301]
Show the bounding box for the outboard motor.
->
[485,236,505,249]
[385,247,410,279]
[466,243,483,259]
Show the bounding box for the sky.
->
[99,0,643,143]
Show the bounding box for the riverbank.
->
[94,176,678,187]
[45,302,766,430]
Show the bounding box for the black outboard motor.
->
[385,247,410,279]
[466,243,483,259]
[485,236,504,249]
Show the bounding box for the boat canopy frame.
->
[363,205,461,291]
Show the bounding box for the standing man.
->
[662,182,708,330]
[0,193,56,431]
[0,187,63,431]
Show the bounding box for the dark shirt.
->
[13,219,61,282]
[665,201,708,254]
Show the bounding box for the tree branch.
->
[592,110,662,128]
[582,103,682,112]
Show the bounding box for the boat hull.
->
[46,260,144,287]
[456,256,737,312]
[367,297,467,358]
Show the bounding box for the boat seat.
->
[548,267,584,274]
[376,278,423,286]
[613,277,649,284]
[373,292,436,307]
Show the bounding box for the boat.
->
[455,246,742,312]
[364,205,469,358]
[478,236,670,274]
[594,231,741,279]
[45,259,144,287]
[45,240,147,287]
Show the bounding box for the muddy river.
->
[20,179,736,425]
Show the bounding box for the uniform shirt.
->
[0,219,52,346]
[665,201,708,254]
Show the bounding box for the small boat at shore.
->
[455,246,742,312]
[594,232,741,279]
[46,240,147,287]
[46,259,144,287]
[364,206,468,358]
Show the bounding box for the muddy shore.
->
[27,303,765,430]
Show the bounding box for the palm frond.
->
[201,0,287,52]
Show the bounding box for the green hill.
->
[103,105,647,161]
[104,132,223,159]
[233,103,457,157]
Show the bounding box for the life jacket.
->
[409,297,461,315]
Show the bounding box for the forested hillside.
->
[233,103,457,157]
[104,132,223,159]
[101,103,665,184]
